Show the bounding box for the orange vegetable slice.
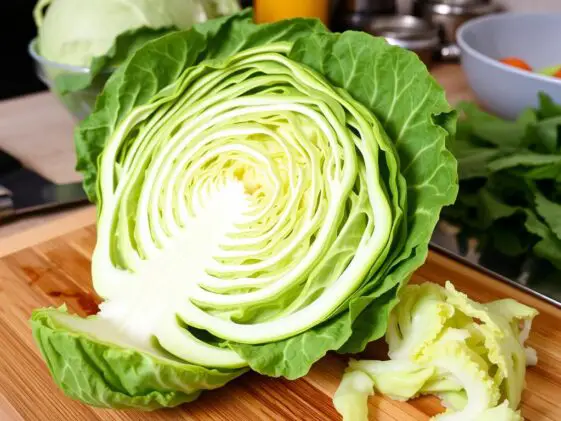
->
[499,57,533,72]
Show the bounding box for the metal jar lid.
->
[423,0,500,16]
[339,0,398,14]
[365,15,440,51]
[331,0,397,31]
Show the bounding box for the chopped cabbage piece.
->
[333,281,538,421]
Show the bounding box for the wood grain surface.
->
[0,226,560,421]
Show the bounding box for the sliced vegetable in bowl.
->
[499,56,561,80]
[30,10,458,410]
[539,64,561,79]
[499,57,533,73]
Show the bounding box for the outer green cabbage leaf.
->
[31,307,246,410]
[229,287,399,379]
[286,27,458,356]
[51,26,177,96]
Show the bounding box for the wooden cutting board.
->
[0,226,560,421]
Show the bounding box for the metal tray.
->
[430,221,561,309]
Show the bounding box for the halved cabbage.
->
[31,11,457,410]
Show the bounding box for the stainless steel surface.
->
[332,0,397,30]
[341,0,398,13]
[431,221,561,308]
[365,15,440,66]
[0,187,14,221]
[0,149,89,224]
[440,44,462,59]
[414,0,501,60]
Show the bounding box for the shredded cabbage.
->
[30,12,458,410]
[334,281,538,421]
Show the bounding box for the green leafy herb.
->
[442,94,561,271]
[31,11,457,410]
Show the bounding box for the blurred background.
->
[1,2,46,100]
[2,0,561,101]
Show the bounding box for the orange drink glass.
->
[254,0,330,25]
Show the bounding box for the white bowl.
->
[457,12,561,119]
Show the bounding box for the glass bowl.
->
[28,38,112,121]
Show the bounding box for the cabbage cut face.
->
[94,43,399,357]
[31,13,458,410]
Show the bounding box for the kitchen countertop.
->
[1,64,561,421]
[1,209,560,421]
[0,64,470,257]
[0,92,96,256]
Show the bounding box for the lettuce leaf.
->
[442,96,561,273]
